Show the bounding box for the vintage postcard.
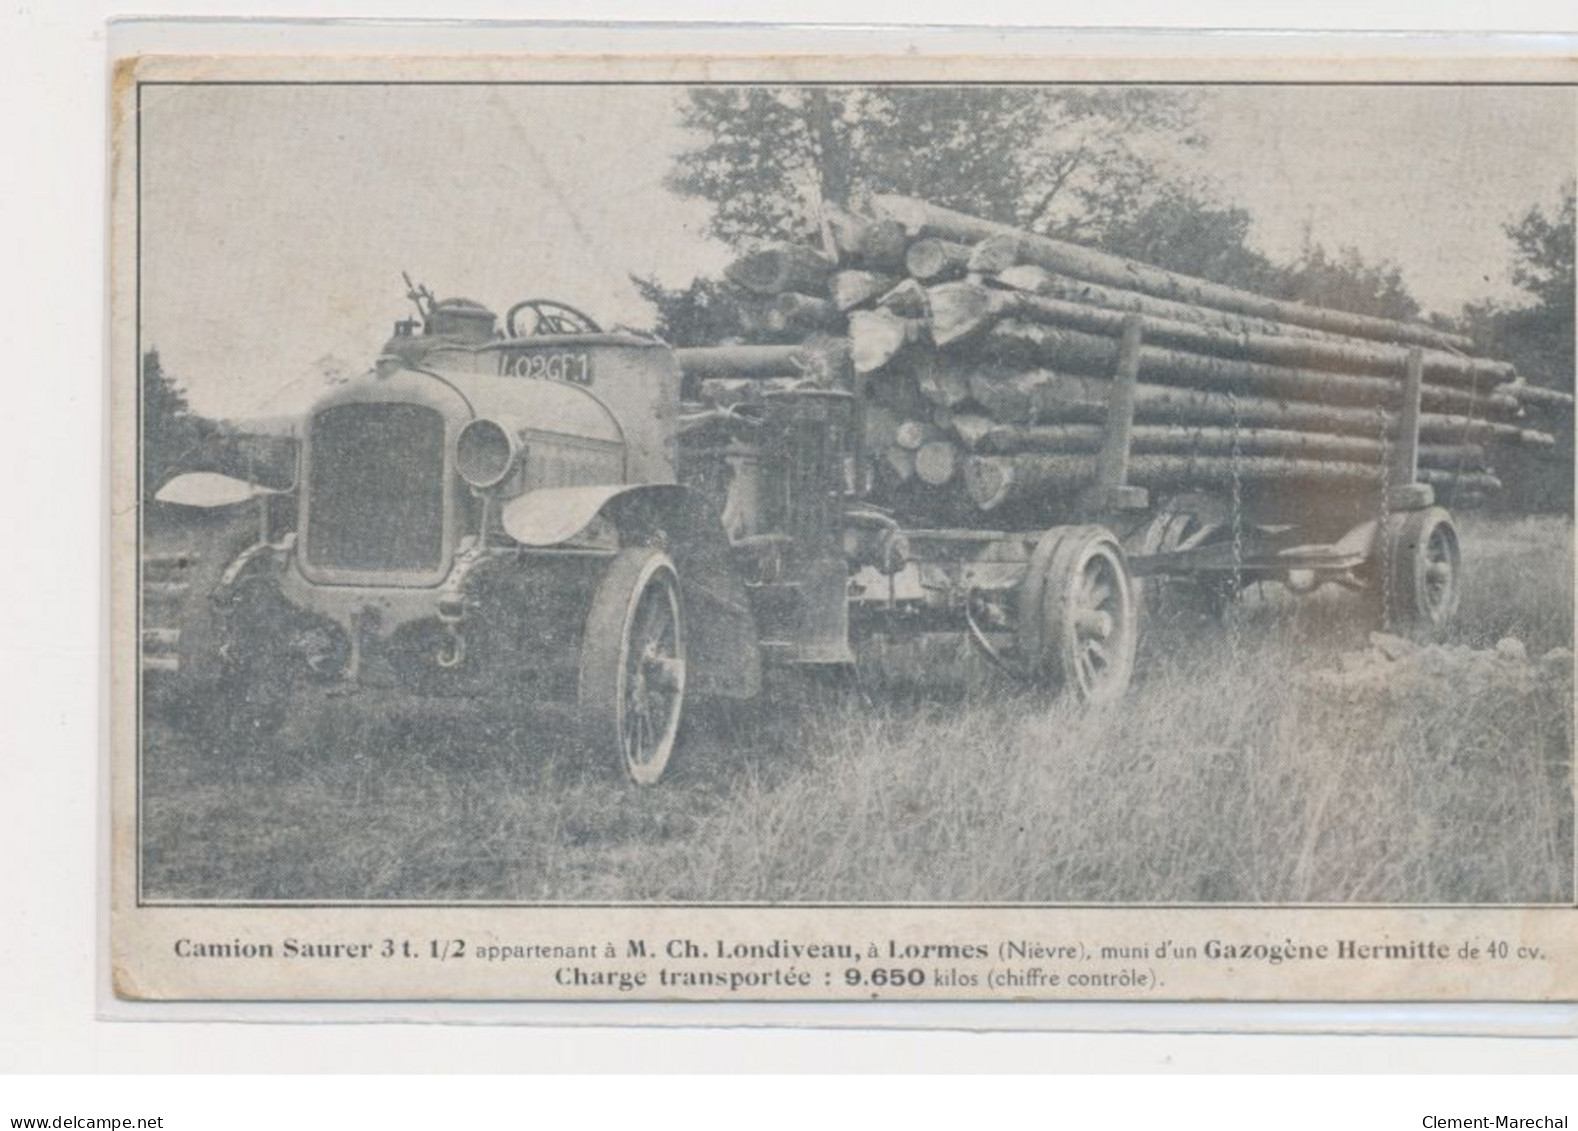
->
[109,43,1577,1006]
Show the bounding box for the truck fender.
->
[155,471,280,508]
[500,484,654,547]
[502,484,762,700]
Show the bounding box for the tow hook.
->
[435,595,467,669]
[435,627,466,669]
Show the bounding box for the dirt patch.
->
[1317,631,1573,695]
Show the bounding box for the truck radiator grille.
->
[306,403,446,573]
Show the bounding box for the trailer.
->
[677,309,1462,710]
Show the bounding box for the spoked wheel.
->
[1378,506,1462,635]
[1018,525,1138,704]
[579,547,687,785]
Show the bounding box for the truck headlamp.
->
[455,418,523,489]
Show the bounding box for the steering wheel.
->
[505,299,603,337]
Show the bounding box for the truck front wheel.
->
[578,546,688,785]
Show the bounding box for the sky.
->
[1184,86,1574,307]
[138,83,1575,420]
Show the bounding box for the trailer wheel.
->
[1020,525,1137,704]
[1379,506,1461,634]
[578,546,687,785]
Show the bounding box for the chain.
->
[1228,389,1244,664]
[1376,402,1392,631]
[1450,368,1481,509]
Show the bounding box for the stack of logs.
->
[676,194,1570,520]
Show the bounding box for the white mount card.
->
[107,36,1578,1014]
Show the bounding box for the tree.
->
[1502,185,1575,392]
[1456,185,1574,392]
[1272,240,1421,323]
[628,274,754,347]
[1454,185,1575,513]
[1508,185,1576,320]
[667,86,1200,248]
[1096,184,1281,295]
[1103,186,1428,322]
[667,88,1435,324]
[142,347,214,502]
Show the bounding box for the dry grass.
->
[140,512,1573,905]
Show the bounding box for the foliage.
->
[1460,184,1576,393]
[1272,239,1421,323]
[1097,184,1281,294]
[142,349,296,496]
[667,87,1200,247]
[628,274,753,347]
[142,347,217,503]
[1455,185,1575,513]
[1082,182,1429,324]
[665,89,1436,329]
[1509,185,1577,317]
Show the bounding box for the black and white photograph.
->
[109,50,1578,1001]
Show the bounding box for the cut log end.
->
[926,280,1002,348]
[723,244,837,297]
[966,233,1022,275]
[895,420,935,450]
[849,309,922,374]
[914,440,960,486]
[831,270,899,312]
[905,238,971,283]
[765,292,841,336]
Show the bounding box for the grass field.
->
[140,511,1574,905]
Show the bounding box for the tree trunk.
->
[979,319,1516,419]
[979,369,1540,445]
[825,205,910,271]
[830,270,900,311]
[877,278,930,318]
[948,413,998,449]
[994,263,1339,340]
[723,244,837,296]
[862,402,902,455]
[879,445,917,484]
[1419,442,1489,469]
[984,269,1513,388]
[909,351,971,408]
[677,344,830,379]
[806,90,852,210]
[849,309,927,373]
[696,378,759,407]
[955,419,1484,467]
[905,238,973,282]
[895,420,937,450]
[765,292,841,335]
[964,452,1499,511]
[965,233,1022,275]
[914,440,960,485]
[871,194,1478,354]
[929,280,1511,390]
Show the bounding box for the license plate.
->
[500,350,593,386]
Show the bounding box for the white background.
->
[4,0,1578,1109]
